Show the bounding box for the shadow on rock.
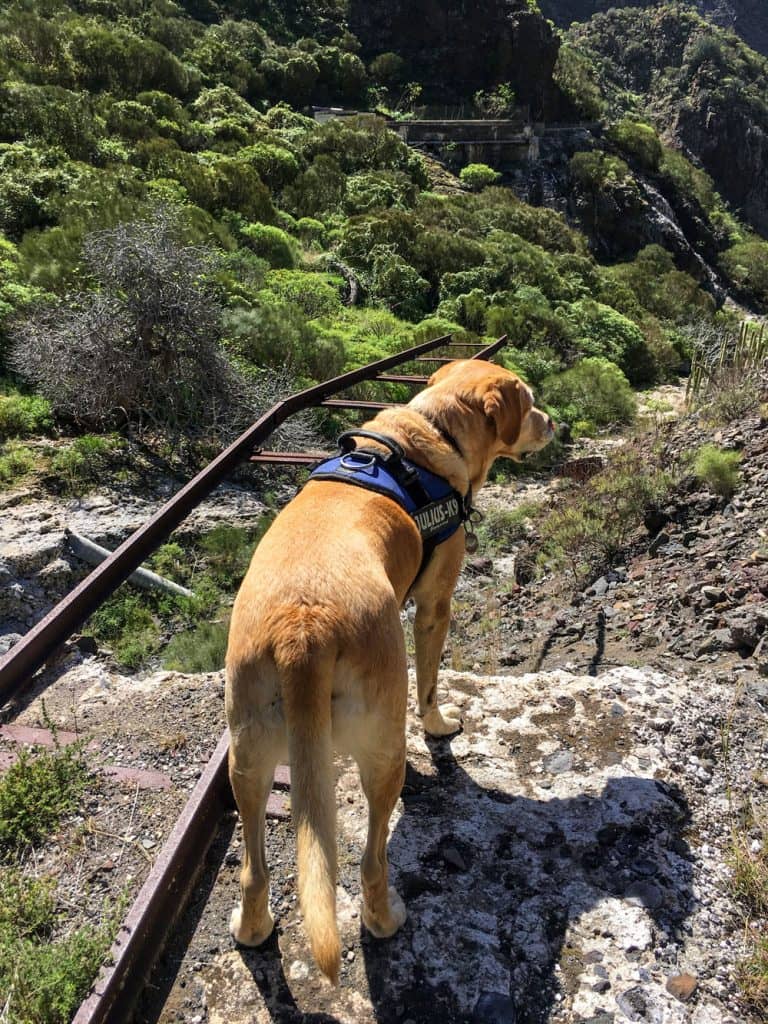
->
[362,738,693,1024]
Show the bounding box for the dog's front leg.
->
[411,535,465,737]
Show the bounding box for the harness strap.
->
[309,430,474,585]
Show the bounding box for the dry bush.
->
[11,208,253,436]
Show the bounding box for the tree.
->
[10,208,250,434]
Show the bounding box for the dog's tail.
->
[279,646,340,985]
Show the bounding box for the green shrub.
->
[609,119,662,172]
[262,270,342,319]
[720,238,768,307]
[49,434,125,494]
[0,392,52,439]
[0,442,35,485]
[692,444,741,498]
[198,523,258,587]
[537,446,671,577]
[541,357,637,429]
[0,739,89,854]
[570,299,655,385]
[295,216,327,249]
[87,591,161,670]
[459,163,501,192]
[241,222,298,269]
[162,618,230,673]
[0,869,120,1024]
[477,502,543,554]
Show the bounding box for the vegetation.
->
[535,445,672,579]
[459,163,502,192]
[0,442,35,485]
[0,738,89,856]
[83,518,271,672]
[0,0,752,457]
[692,444,741,499]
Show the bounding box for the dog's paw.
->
[362,886,407,939]
[423,703,463,737]
[229,904,275,947]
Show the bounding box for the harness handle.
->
[337,430,406,463]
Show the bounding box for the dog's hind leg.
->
[356,733,407,938]
[228,726,281,947]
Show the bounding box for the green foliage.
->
[198,523,260,587]
[570,151,632,192]
[473,82,516,118]
[0,738,89,855]
[721,237,768,307]
[369,246,430,321]
[692,444,741,499]
[476,501,543,554]
[541,357,637,431]
[162,618,230,673]
[569,299,654,385]
[0,868,119,1024]
[609,119,662,172]
[538,446,671,578]
[459,163,502,192]
[49,434,126,493]
[553,43,605,120]
[0,390,53,439]
[0,442,35,485]
[241,222,298,269]
[87,590,161,669]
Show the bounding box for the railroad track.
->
[0,334,509,1024]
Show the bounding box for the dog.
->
[225,359,555,983]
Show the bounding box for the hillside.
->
[565,5,768,237]
[540,0,768,57]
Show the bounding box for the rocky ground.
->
[1,390,767,1023]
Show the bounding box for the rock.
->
[442,846,468,872]
[544,749,574,774]
[592,576,609,597]
[616,986,650,1022]
[666,972,698,1002]
[648,532,670,556]
[700,585,726,604]
[624,880,664,910]
[472,992,516,1024]
[753,636,768,677]
[725,603,768,651]
[466,557,494,576]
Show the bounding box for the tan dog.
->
[225,360,555,982]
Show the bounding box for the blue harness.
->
[307,430,474,580]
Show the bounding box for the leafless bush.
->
[11,207,253,436]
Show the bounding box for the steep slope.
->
[348,0,567,118]
[566,6,768,235]
[540,0,768,57]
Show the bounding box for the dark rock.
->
[648,531,670,556]
[624,880,664,910]
[442,846,468,872]
[472,992,517,1024]
[616,986,650,1022]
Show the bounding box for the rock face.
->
[567,6,768,237]
[540,0,768,58]
[347,0,564,117]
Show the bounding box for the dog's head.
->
[421,359,555,465]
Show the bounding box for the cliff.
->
[539,0,768,57]
[347,0,565,118]
[567,6,768,236]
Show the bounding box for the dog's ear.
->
[483,376,531,446]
